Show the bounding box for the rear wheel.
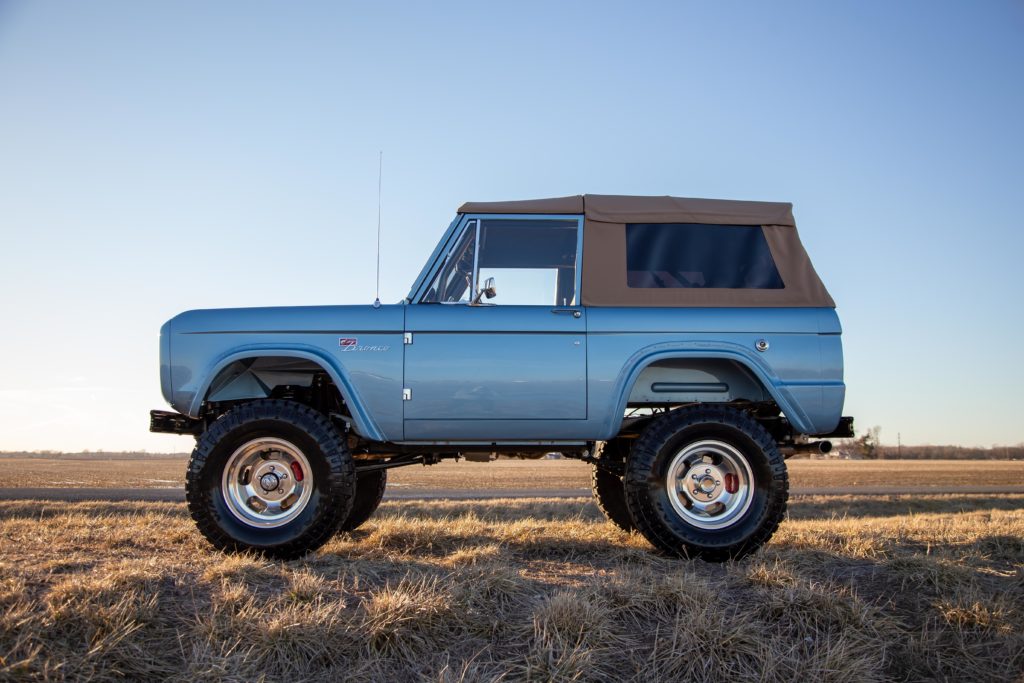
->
[591,439,635,532]
[624,405,787,562]
[185,399,356,560]
[340,469,387,531]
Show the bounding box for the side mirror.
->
[471,277,497,305]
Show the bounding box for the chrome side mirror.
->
[472,277,497,305]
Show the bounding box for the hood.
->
[169,303,406,334]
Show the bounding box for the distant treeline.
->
[834,442,1024,460]
[0,451,188,460]
[878,444,1024,460]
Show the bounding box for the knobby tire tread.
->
[185,399,356,560]
[624,405,788,562]
[340,469,387,532]
[591,439,636,533]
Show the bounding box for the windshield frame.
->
[405,215,463,302]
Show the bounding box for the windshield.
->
[420,220,477,303]
[406,215,462,302]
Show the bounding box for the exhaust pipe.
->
[783,440,832,455]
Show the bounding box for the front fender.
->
[187,344,387,442]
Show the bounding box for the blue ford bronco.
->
[151,194,852,561]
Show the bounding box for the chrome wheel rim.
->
[665,439,754,530]
[221,437,313,528]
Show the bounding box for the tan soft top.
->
[458,194,796,227]
[457,194,832,308]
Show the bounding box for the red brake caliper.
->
[290,461,304,482]
[724,473,738,494]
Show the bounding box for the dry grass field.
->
[387,458,1024,491]
[1,494,1022,682]
[3,456,1024,491]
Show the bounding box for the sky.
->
[0,1,1022,451]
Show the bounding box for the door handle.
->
[552,308,582,318]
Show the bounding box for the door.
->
[404,215,586,440]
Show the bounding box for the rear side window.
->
[625,223,784,289]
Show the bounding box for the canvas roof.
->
[458,194,796,227]
[456,194,832,308]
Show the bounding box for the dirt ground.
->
[1,493,1021,681]
[4,455,1023,491]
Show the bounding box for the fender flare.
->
[187,343,385,441]
[604,340,815,437]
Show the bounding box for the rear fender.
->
[610,341,816,436]
[627,358,768,404]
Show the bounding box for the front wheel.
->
[624,406,788,562]
[339,468,387,532]
[185,399,356,560]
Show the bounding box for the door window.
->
[422,217,579,305]
[478,219,578,305]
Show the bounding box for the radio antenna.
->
[373,150,382,308]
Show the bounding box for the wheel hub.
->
[665,440,755,530]
[689,464,724,499]
[221,437,313,528]
[259,472,281,492]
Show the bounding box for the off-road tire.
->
[624,405,788,562]
[185,399,356,560]
[340,469,387,532]
[591,439,635,533]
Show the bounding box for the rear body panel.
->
[585,307,844,439]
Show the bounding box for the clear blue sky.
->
[1,1,1021,451]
